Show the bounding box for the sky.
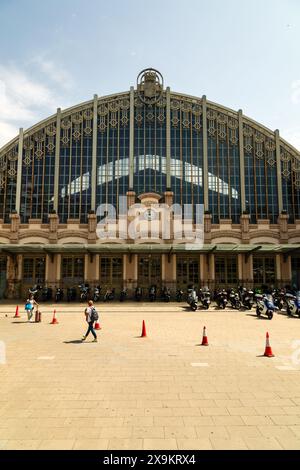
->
[0,0,300,149]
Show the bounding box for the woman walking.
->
[25,294,38,322]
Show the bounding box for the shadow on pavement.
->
[63,340,83,344]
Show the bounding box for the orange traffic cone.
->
[141,320,147,338]
[50,309,59,325]
[95,322,101,330]
[14,305,20,318]
[264,332,274,357]
[201,326,209,346]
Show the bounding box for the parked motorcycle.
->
[227,288,241,310]
[55,287,64,302]
[104,287,115,302]
[149,285,157,302]
[285,292,300,317]
[135,287,142,301]
[120,288,127,302]
[199,288,211,309]
[239,287,255,310]
[176,289,184,302]
[255,293,276,319]
[161,287,171,302]
[67,287,77,302]
[41,286,52,302]
[93,285,101,302]
[187,287,198,311]
[272,288,286,312]
[216,289,228,309]
[79,283,90,302]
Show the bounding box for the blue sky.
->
[0,0,300,149]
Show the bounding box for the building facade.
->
[0,68,300,299]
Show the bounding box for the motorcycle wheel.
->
[192,305,197,311]
[267,311,273,320]
[204,304,209,310]
[256,307,261,317]
[235,301,241,310]
[287,307,292,316]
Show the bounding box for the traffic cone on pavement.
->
[201,326,209,346]
[95,321,101,330]
[14,305,20,318]
[264,332,274,357]
[50,309,59,325]
[141,320,147,338]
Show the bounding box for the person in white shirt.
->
[81,300,98,342]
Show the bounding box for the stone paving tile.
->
[132,427,165,439]
[210,437,248,450]
[73,439,109,450]
[226,426,262,438]
[276,437,300,450]
[164,427,197,439]
[270,415,300,425]
[195,426,229,439]
[244,437,283,450]
[143,439,177,450]
[3,440,42,450]
[176,438,212,450]
[38,440,75,450]
[227,407,257,416]
[0,440,8,450]
[212,416,245,426]
[241,416,273,426]
[107,439,143,450]
[258,425,297,439]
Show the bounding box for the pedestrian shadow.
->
[63,340,83,344]
[11,321,32,324]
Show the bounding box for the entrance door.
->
[0,257,6,299]
[138,255,161,290]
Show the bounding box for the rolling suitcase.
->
[35,310,41,323]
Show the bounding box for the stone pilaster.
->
[87,213,97,243]
[127,191,136,209]
[5,254,20,299]
[240,213,250,242]
[278,212,289,242]
[48,213,59,243]
[164,191,173,207]
[204,213,212,242]
[9,213,20,243]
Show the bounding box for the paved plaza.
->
[0,302,300,450]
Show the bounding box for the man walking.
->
[82,300,98,342]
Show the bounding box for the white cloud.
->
[291,80,300,105]
[29,55,73,89]
[0,61,73,148]
[281,127,300,151]
[0,120,19,147]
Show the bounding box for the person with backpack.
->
[81,300,98,342]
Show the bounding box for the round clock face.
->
[144,208,156,221]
